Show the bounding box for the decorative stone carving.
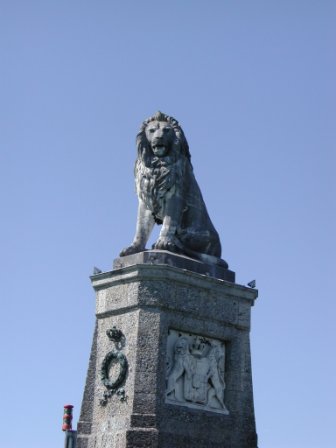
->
[100,327,128,406]
[120,111,228,269]
[166,329,229,414]
[106,326,123,343]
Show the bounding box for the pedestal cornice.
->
[91,262,258,304]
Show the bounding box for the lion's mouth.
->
[152,144,167,155]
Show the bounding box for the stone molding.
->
[91,263,257,303]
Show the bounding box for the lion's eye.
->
[163,127,170,132]
[148,128,155,133]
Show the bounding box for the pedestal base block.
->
[76,252,258,448]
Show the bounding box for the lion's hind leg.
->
[178,228,221,257]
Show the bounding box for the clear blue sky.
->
[1,1,335,447]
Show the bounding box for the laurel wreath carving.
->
[99,328,128,406]
[101,351,128,389]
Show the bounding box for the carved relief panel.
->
[166,329,229,414]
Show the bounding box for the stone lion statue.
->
[120,111,227,267]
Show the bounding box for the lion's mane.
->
[134,111,191,224]
[136,111,190,164]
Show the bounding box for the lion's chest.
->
[136,160,180,220]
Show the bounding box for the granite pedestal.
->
[76,251,258,448]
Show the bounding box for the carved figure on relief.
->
[120,111,228,268]
[166,331,229,414]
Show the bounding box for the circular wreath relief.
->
[100,351,128,391]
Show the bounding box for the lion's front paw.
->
[152,237,181,253]
[119,244,143,257]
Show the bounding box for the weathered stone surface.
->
[76,258,258,448]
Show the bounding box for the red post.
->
[62,405,74,431]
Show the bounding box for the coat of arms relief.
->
[166,329,229,414]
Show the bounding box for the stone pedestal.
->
[76,251,258,448]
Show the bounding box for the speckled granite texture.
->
[76,252,258,448]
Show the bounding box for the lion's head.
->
[136,111,191,163]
